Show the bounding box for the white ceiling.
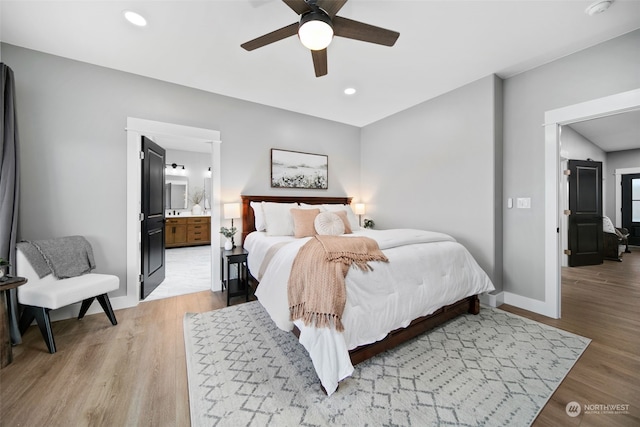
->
[1,0,639,128]
[568,109,640,152]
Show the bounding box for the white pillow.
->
[603,216,616,234]
[262,202,298,236]
[322,204,360,231]
[314,212,345,236]
[250,201,266,231]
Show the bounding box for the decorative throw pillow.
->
[314,211,345,236]
[322,204,360,231]
[602,216,616,235]
[291,208,320,238]
[333,210,352,234]
[250,201,266,231]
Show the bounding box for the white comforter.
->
[247,229,495,395]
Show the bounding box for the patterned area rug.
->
[184,301,589,426]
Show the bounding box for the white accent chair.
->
[16,248,119,353]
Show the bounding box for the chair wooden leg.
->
[96,294,117,326]
[21,306,57,354]
[33,308,56,354]
[18,307,35,335]
[19,306,56,353]
[78,297,96,320]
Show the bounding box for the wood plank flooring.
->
[1,251,638,426]
[501,249,640,427]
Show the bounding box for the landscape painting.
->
[271,149,328,189]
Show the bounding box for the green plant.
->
[220,226,237,239]
[0,258,9,267]
[363,219,375,229]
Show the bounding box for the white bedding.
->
[245,228,495,395]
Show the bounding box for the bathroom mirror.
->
[165,176,188,209]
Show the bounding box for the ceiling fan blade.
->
[311,48,328,77]
[317,0,348,17]
[333,16,399,47]
[241,22,299,51]
[282,0,311,15]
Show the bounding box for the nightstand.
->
[220,247,249,306]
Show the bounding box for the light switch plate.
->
[517,197,531,209]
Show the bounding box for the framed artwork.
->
[271,149,328,189]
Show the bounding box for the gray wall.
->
[503,29,640,300]
[2,43,360,295]
[606,148,640,222]
[360,75,503,291]
[561,126,607,165]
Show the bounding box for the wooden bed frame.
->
[240,194,480,366]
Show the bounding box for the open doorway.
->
[146,145,214,301]
[125,118,221,306]
[544,88,640,319]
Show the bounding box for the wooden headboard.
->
[241,195,352,244]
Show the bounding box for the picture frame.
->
[271,148,328,189]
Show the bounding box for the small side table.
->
[220,247,249,306]
[0,276,27,369]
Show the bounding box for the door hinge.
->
[563,169,571,176]
[138,274,143,283]
[564,209,571,215]
[564,249,572,255]
[139,213,144,221]
[139,151,145,160]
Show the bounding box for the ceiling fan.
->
[241,0,400,77]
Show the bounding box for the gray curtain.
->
[1,63,22,344]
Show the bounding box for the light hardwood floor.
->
[1,252,638,426]
[501,249,640,427]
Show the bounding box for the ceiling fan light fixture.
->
[298,10,334,51]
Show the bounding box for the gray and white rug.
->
[184,302,589,427]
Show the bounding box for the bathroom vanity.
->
[165,215,211,248]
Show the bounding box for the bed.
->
[240,195,495,395]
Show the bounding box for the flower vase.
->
[224,239,233,250]
[191,203,203,215]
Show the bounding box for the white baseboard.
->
[503,292,558,319]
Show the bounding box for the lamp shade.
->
[223,203,241,219]
[298,10,333,51]
[354,203,366,215]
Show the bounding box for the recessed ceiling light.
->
[123,10,147,27]
[585,0,613,16]
[344,88,356,95]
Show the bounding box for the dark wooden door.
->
[141,136,166,299]
[568,160,603,267]
[622,173,640,246]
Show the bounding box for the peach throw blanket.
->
[288,235,389,331]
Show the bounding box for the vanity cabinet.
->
[187,217,210,245]
[165,216,210,248]
[165,218,187,248]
